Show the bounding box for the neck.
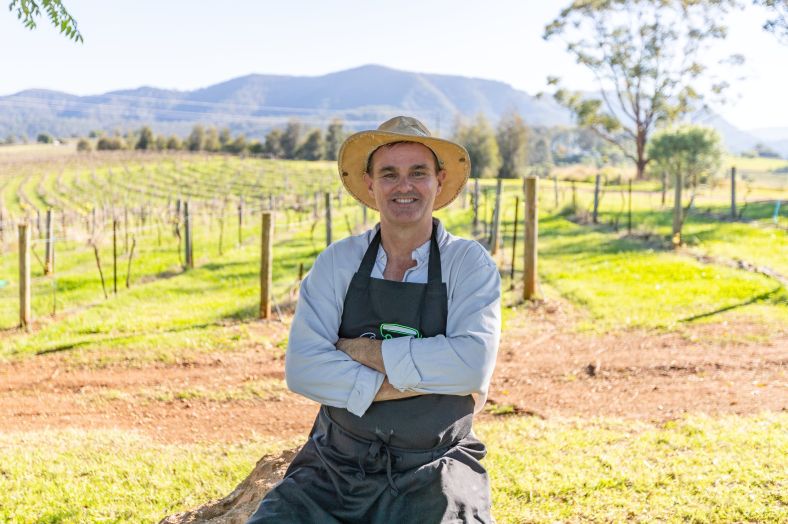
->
[378,218,433,261]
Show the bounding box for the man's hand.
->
[336,337,385,373]
[336,337,423,402]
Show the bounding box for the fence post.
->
[44,208,54,275]
[325,192,333,246]
[238,196,244,247]
[113,219,118,294]
[523,177,538,300]
[628,180,633,235]
[472,178,480,234]
[553,175,559,209]
[184,201,194,269]
[510,196,520,289]
[571,180,577,211]
[260,211,273,319]
[672,173,683,246]
[490,178,503,255]
[18,223,31,329]
[730,166,737,219]
[592,174,601,224]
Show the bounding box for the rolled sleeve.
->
[387,242,500,411]
[381,336,421,390]
[285,243,385,416]
[346,366,385,416]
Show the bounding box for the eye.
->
[412,171,427,178]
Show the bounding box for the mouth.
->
[392,197,417,204]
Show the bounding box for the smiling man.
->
[247,116,501,524]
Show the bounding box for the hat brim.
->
[338,130,470,211]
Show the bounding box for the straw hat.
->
[337,116,471,210]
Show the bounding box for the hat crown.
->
[377,116,432,138]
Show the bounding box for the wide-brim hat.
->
[337,116,471,210]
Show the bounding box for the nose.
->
[395,176,414,192]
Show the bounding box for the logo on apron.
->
[379,323,422,339]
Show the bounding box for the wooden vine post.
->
[325,192,333,246]
[730,166,737,219]
[523,177,538,300]
[44,208,54,275]
[259,212,273,319]
[18,223,31,329]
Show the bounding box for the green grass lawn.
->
[1,414,784,523]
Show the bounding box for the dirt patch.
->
[1,305,786,444]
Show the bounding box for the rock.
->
[159,447,299,524]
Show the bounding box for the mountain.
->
[0,65,570,140]
[0,64,784,157]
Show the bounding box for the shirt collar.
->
[373,219,446,265]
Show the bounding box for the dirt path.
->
[1,304,786,444]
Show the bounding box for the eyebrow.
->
[376,163,431,173]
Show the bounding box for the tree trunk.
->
[672,172,683,247]
[635,128,647,180]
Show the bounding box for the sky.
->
[1,0,786,131]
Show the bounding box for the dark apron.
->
[248,222,491,524]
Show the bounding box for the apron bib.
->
[248,222,491,524]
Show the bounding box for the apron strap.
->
[357,222,442,284]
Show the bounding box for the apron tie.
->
[369,430,400,497]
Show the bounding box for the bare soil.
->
[1,303,786,444]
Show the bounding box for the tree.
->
[647,125,723,245]
[203,127,220,152]
[8,0,82,42]
[296,129,324,160]
[544,0,739,179]
[280,120,303,159]
[166,135,182,150]
[225,134,247,154]
[453,114,501,179]
[495,112,529,179]
[76,137,91,152]
[136,126,154,150]
[324,119,346,161]
[187,125,205,152]
[757,0,788,43]
[219,127,232,150]
[36,132,53,144]
[263,129,284,158]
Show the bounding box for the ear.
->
[435,169,446,195]
[363,173,374,197]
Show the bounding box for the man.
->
[248,116,501,523]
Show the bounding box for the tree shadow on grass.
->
[678,285,785,323]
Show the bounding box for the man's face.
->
[363,142,445,230]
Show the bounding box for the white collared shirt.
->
[285,220,501,417]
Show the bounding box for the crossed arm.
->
[285,240,500,417]
[335,338,422,402]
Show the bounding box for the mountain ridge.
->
[0,64,784,156]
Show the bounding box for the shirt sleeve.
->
[381,242,500,401]
[284,245,385,417]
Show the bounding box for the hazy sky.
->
[1,0,785,131]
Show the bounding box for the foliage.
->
[544,0,740,179]
[296,129,324,160]
[96,136,125,151]
[495,112,529,179]
[186,125,205,152]
[203,127,220,152]
[280,120,303,159]
[758,0,788,43]
[453,114,501,179]
[324,119,346,161]
[36,132,52,144]
[263,129,284,158]
[76,137,91,152]
[8,0,82,42]
[135,126,154,151]
[648,125,724,188]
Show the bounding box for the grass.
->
[1,414,784,523]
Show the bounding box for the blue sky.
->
[1,0,786,130]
